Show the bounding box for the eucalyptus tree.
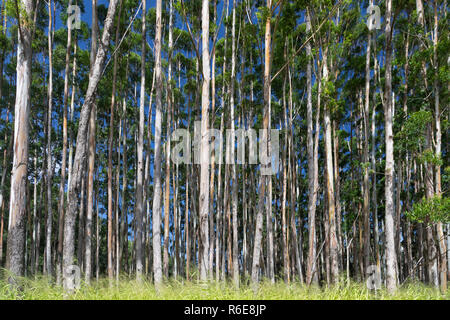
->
[6,0,35,278]
[64,0,121,290]
[152,0,163,286]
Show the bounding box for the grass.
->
[0,274,448,300]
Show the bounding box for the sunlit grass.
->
[0,272,448,300]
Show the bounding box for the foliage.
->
[406,196,450,224]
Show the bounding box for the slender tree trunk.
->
[281,73,289,283]
[135,0,146,281]
[56,0,74,284]
[362,0,373,275]
[106,1,123,282]
[372,42,381,278]
[383,0,397,293]
[322,48,338,283]
[306,9,319,286]
[208,1,217,281]
[251,0,271,284]
[84,0,98,283]
[152,0,163,286]
[44,0,54,277]
[433,0,446,293]
[199,0,211,281]
[64,0,120,290]
[229,0,239,287]
[6,0,34,278]
[163,0,173,278]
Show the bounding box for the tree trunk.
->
[152,0,163,286]
[433,0,446,293]
[322,48,338,283]
[362,0,373,275]
[44,0,54,277]
[6,0,34,278]
[64,0,120,290]
[56,0,74,285]
[163,0,173,279]
[251,0,271,284]
[383,0,397,293]
[135,0,146,281]
[84,0,98,283]
[306,9,319,286]
[106,1,123,282]
[199,0,211,281]
[230,0,239,287]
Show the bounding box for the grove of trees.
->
[0,0,449,294]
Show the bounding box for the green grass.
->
[0,274,448,300]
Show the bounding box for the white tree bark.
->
[45,0,54,277]
[152,0,163,286]
[384,0,398,293]
[6,0,34,278]
[199,0,211,281]
[136,0,146,282]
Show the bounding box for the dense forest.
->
[0,0,449,295]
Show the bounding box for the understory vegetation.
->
[0,275,448,300]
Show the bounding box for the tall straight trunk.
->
[57,0,74,284]
[433,0,446,293]
[415,0,438,288]
[305,9,318,286]
[163,0,173,278]
[64,0,120,290]
[208,1,217,280]
[6,0,34,277]
[84,0,98,283]
[145,57,155,277]
[217,1,228,282]
[281,72,289,283]
[251,0,271,284]
[107,1,123,282]
[136,0,146,281]
[199,0,210,281]
[372,41,381,277]
[230,0,239,287]
[383,0,397,293]
[362,0,373,274]
[288,65,302,283]
[152,0,163,286]
[45,0,54,277]
[322,48,338,283]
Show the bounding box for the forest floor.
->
[0,275,448,300]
